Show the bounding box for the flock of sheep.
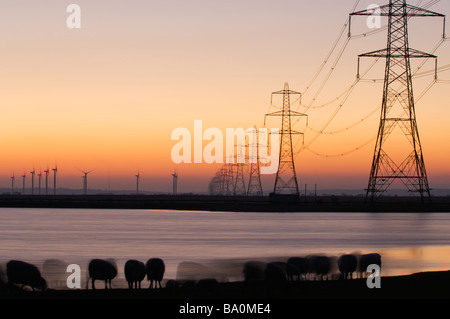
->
[3,258,166,292]
[2,252,381,292]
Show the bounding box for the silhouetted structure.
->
[30,169,35,195]
[350,0,445,202]
[247,126,263,196]
[80,170,93,195]
[44,168,49,195]
[52,166,57,195]
[233,144,246,196]
[172,171,178,195]
[265,83,307,196]
[22,173,26,195]
[135,171,140,194]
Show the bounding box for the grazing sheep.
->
[42,259,67,289]
[243,261,266,282]
[265,262,288,284]
[309,255,331,281]
[146,258,165,289]
[338,254,358,280]
[6,260,47,291]
[359,253,382,278]
[287,257,309,281]
[124,259,146,289]
[87,259,117,289]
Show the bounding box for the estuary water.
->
[0,208,449,289]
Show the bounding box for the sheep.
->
[287,257,309,281]
[146,258,165,289]
[243,261,266,282]
[359,253,382,278]
[338,254,358,280]
[309,255,331,281]
[87,259,117,289]
[6,260,47,291]
[265,262,288,284]
[124,259,146,289]
[42,259,67,289]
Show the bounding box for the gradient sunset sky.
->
[0,0,449,193]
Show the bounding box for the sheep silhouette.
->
[265,262,288,283]
[242,261,266,282]
[87,259,117,289]
[6,260,47,291]
[146,258,165,289]
[338,254,358,280]
[309,255,331,281]
[359,253,382,278]
[42,259,68,289]
[287,257,309,281]
[124,259,146,289]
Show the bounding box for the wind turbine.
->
[80,169,93,195]
[136,171,140,194]
[44,168,49,195]
[30,169,35,195]
[11,174,15,193]
[22,173,26,195]
[172,171,178,195]
[37,171,42,195]
[52,166,58,195]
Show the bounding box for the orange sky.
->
[0,0,449,193]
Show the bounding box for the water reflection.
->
[0,208,449,288]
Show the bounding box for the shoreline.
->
[0,194,449,212]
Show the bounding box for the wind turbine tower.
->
[44,168,49,195]
[11,174,15,193]
[172,171,178,195]
[136,171,140,194]
[81,170,93,195]
[30,169,35,195]
[38,171,42,195]
[22,173,26,195]
[52,166,57,195]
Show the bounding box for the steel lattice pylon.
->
[350,0,445,202]
[247,126,263,196]
[265,83,307,196]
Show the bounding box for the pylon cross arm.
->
[350,4,444,17]
[358,48,436,59]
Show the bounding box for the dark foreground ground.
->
[3,271,449,300]
[1,194,450,212]
[2,271,449,316]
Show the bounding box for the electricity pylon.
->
[233,144,247,196]
[247,126,263,196]
[265,83,307,196]
[350,0,445,202]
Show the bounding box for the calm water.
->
[1,208,450,289]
